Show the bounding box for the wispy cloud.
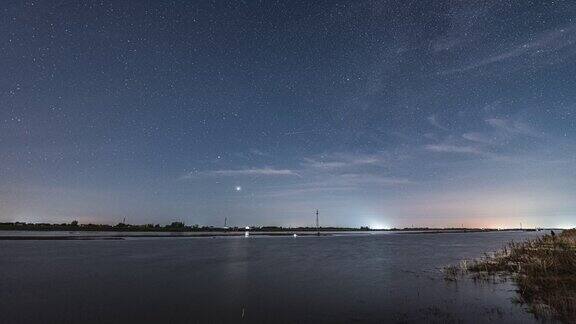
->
[485,118,542,137]
[427,116,545,159]
[442,24,576,74]
[302,159,348,170]
[183,167,298,179]
[462,117,543,145]
[462,132,493,144]
[209,168,297,176]
[302,152,383,170]
[185,150,412,197]
[338,173,413,186]
[248,149,271,157]
[425,144,485,155]
[256,174,413,198]
[428,115,449,131]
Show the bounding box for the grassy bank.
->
[445,229,576,322]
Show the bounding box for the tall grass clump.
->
[445,229,576,323]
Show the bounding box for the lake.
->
[0,231,546,323]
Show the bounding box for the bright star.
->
[235,186,242,191]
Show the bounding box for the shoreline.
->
[444,229,576,322]
[0,231,337,240]
[0,228,545,240]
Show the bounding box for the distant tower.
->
[316,209,319,236]
[224,217,227,228]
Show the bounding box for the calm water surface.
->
[0,231,546,323]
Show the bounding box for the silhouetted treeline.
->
[1,222,376,232]
[0,221,523,232]
[0,221,223,232]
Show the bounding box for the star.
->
[235,186,242,192]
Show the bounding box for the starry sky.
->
[1,0,575,228]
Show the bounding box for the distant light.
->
[245,226,250,230]
[369,222,389,230]
[235,186,242,191]
[293,233,298,237]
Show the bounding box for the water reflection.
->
[0,231,544,323]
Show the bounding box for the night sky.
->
[1,1,575,228]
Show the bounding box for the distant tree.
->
[70,220,79,227]
[168,222,185,228]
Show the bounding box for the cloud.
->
[209,168,297,176]
[462,132,493,144]
[485,118,541,137]
[248,149,271,157]
[429,116,545,159]
[461,117,543,146]
[302,153,383,170]
[256,174,413,198]
[425,144,485,155]
[442,24,576,74]
[204,151,413,198]
[183,167,298,179]
[428,115,449,131]
[338,173,413,185]
[302,159,348,170]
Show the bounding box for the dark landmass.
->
[0,236,125,240]
[0,221,368,232]
[445,229,576,323]
[0,221,547,233]
[0,221,551,240]
[395,229,505,234]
